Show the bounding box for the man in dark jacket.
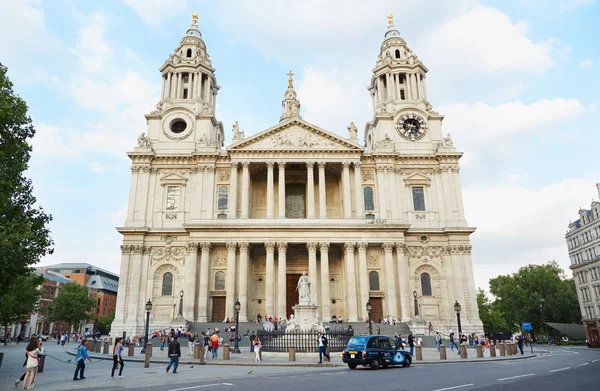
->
[408,334,415,357]
[250,331,256,352]
[166,336,181,374]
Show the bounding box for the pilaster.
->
[357,242,369,320]
[319,242,330,319]
[265,242,276,317]
[277,242,288,318]
[225,242,237,321]
[197,242,211,322]
[344,242,358,322]
[238,242,250,322]
[382,242,397,321]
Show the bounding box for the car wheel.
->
[371,358,380,370]
[348,364,357,369]
[402,357,411,367]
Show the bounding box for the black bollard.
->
[38,354,46,373]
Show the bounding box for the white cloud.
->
[560,0,596,12]
[31,124,80,158]
[441,98,591,143]
[427,6,553,75]
[89,162,106,174]
[124,0,188,28]
[578,59,593,69]
[71,13,113,73]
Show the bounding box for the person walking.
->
[253,336,261,363]
[21,338,43,389]
[73,339,92,381]
[449,332,459,351]
[160,334,166,351]
[210,333,220,358]
[188,333,195,356]
[408,334,415,357]
[428,322,433,336]
[202,332,210,359]
[249,331,256,353]
[435,332,442,351]
[517,334,524,355]
[166,335,181,374]
[111,337,125,379]
[317,333,330,364]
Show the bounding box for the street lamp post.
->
[454,301,462,334]
[366,301,373,336]
[140,299,152,354]
[178,290,184,318]
[233,299,241,353]
[413,290,419,317]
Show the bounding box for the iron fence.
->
[256,329,354,353]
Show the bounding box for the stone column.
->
[160,75,166,100]
[354,162,363,218]
[441,166,459,222]
[388,166,399,219]
[319,242,331,320]
[306,162,315,218]
[395,244,411,322]
[278,162,286,218]
[405,73,412,100]
[190,166,204,220]
[277,242,288,318]
[205,76,212,103]
[241,162,250,218]
[177,73,182,99]
[204,167,215,219]
[135,166,151,223]
[114,246,132,325]
[386,73,392,100]
[383,243,397,321]
[357,242,369,320]
[166,73,172,99]
[318,162,327,218]
[266,162,275,218]
[128,246,145,322]
[376,166,387,219]
[412,73,419,99]
[377,77,383,104]
[344,242,359,322]
[462,249,478,320]
[342,161,352,218]
[189,73,194,99]
[197,242,211,322]
[265,242,276,318]
[185,242,199,320]
[450,249,466,316]
[229,162,238,218]
[422,74,428,100]
[225,242,237,321]
[452,167,466,222]
[126,167,140,224]
[238,242,250,322]
[307,242,318,305]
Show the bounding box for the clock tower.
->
[365,15,445,154]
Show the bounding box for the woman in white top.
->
[23,338,43,389]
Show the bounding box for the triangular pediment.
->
[404,172,431,185]
[229,119,362,151]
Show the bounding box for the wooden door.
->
[369,297,383,323]
[211,297,225,322]
[286,274,301,318]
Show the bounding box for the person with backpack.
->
[210,333,221,358]
[449,332,459,352]
[166,335,181,374]
[73,339,92,381]
[408,334,415,357]
[111,337,125,379]
[317,332,330,364]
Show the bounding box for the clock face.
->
[396,114,427,140]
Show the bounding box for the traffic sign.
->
[522,322,532,330]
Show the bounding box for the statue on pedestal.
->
[137,132,150,148]
[296,271,311,304]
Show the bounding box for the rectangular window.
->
[166,186,180,211]
[412,187,426,211]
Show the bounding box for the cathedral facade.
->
[112,14,483,336]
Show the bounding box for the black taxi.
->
[341,335,412,369]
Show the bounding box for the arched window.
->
[395,49,400,59]
[218,186,228,210]
[186,48,192,57]
[421,273,432,296]
[369,271,380,291]
[364,187,374,211]
[162,272,173,296]
[214,271,225,290]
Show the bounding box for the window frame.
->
[363,186,375,211]
[161,272,173,296]
[412,186,426,212]
[369,270,380,291]
[420,273,432,296]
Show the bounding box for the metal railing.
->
[256,329,354,353]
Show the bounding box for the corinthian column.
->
[241,162,250,218]
[278,162,286,218]
[319,242,330,319]
[197,242,211,322]
[267,162,274,218]
[229,162,238,218]
[307,242,318,305]
[344,242,358,322]
[357,242,369,320]
[277,242,288,318]
[318,162,327,218]
[225,242,237,321]
[342,161,352,218]
[306,162,315,218]
[395,243,410,322]
[238,242,250,322]
[265,242,275,317]
[383,243,397,321]
[376,166,388,219]
[185,242,199,320]
[388,166,399,219]
[354,162,363,218]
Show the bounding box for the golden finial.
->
[387,14,394,27]
[192,13,198,26]
[287,70,295,87]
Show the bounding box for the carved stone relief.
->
[150,246,186,267]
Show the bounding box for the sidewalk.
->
[66,345,536,367]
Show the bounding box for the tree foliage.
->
[95,311,115,335]
[46,283,96,330]
[489,261,581,334]
[0,63,53,296]
[0,272,44,344]
[477,288,509,333]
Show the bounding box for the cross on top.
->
[387,14,394,27]
[287,70,294,87]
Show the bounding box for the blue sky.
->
[1,0,599,290]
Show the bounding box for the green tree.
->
[0,63,53,296]
[477,288,508,333]
[0,272,44,344]
[95,312,115,335]
[47,283,96,333]
[489,261,581,335]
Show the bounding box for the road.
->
[0,344,599,390]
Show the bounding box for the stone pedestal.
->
[292,304,318,332]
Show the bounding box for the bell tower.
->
[365,15,445,154]
[143,13,224,154]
